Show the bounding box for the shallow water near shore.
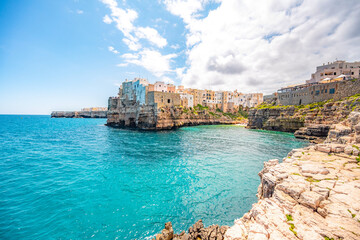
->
[0,115,308,239]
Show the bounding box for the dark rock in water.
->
[153,220,229,240]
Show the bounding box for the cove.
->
[0,115,308,239]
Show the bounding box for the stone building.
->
[308,60,360,83]
[277,79,360,105]
[147,91,181,109]
[184,89,206,106]
[180,93,194,108]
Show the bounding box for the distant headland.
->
[51,107,107,118]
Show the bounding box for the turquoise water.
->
[0,115,308,239]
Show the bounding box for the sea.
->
[0,115,308,239]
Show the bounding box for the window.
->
[167,99,171,103]
[334,72,336,75]
[351,72,354,75]
[329,88,335,94]
[311,91,313,95]
[315,90,320,96]
[325,89,327,93]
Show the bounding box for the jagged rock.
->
[153,220,229,240]
[155,222,174,240]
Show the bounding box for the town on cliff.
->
[104,60,360,131]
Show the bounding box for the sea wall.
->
[51,110,107,118]
[152,111,360,240]
[248,94,360,142]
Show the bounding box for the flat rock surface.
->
[225,145,360,240]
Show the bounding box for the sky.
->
[0,0,360,114]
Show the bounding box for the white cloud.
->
[121,49,177,77]
[122,37,141,51]
[162,76,175,84]
[116,63,128,67]
[76,10,84,14]
[170,44,180,49]
[108,46,119,54]
[163,0,360,93]
[162,0,212,23]
[101,0,167,50]
[103,14,113,24]
[135,27,167,48]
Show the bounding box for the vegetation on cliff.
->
[180,104,249,121]
[161,104,249,123]
[248,93,360,139]
[255,93,360,112]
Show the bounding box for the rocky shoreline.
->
[248,94,360,143]
[152,111,360,239]
[107,105,246,130]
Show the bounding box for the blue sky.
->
[1,0,360,114]
[0,0,193,114]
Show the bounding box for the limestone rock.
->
[153,220,229,240]
[301,164,330,175]
[298,191,324,210]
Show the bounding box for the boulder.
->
[298,191,324,210]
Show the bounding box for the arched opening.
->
[299,99,302,105]
[128,118,136,128]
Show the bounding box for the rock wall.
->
[51,110,107,118]
[152,112,360,239]
[224,111,360,240]
[248,95,360,142]
[106,105,244,130]
[247,107,304,132]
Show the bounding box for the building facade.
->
[278,79,360,105]
[109,77,264,112]
[308,60,360,83]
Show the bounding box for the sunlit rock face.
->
[225,111,360,240]
[248,96,360,143]
[107,105,244,130]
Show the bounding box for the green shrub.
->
[238,107,248,118]
[324,237,334,240]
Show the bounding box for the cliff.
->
[51,110,107,118]
[224,111,360,240]
[153,111,360,240]
[248,94,360,143]
[106,105,247,130]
